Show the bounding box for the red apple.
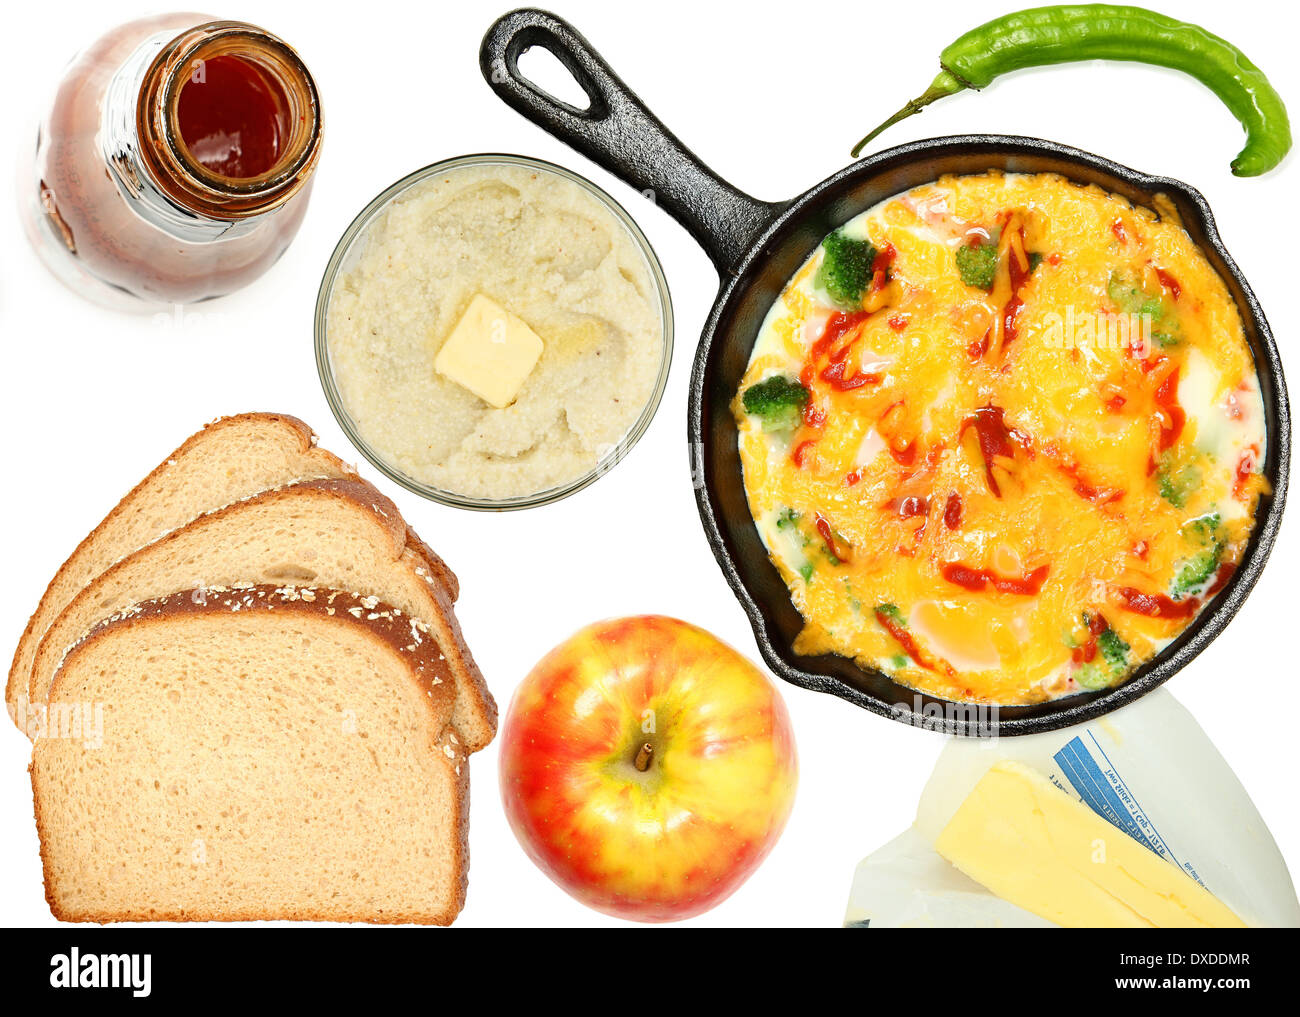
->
[500,615,798,923]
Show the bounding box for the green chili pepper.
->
[851,5,1291,176]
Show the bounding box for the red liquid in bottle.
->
[176,54,289,179]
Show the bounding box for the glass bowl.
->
[314,153,674,510]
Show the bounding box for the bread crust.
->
[34,584,470,926]
[62,584,458,722]
[7,413,353,728]
[401,532,498,749]
[27,478,400,703]
[26,476,496,752]
[404,524,460,603]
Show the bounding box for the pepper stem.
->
[633,742,654,772]
[851,71,968,158]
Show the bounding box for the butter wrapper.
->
[845,688,1300,928]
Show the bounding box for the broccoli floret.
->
[1158,473,1187,507]
[1169,513,1226,600]
[742,375,809,432]
[1097,628,1130,673]
[1172,543,1226,600]
[773,506,815,584]
[1109,271,1182,350]
[1157,453,1202,509]
[1027,251,1044,273]
[1074,664,1113,690]
[1107,270,1165,319]
[1182,512,1222,545]
[956,241,998,290]
[815,230,877,308]
[1072,614,1130,690]
[890,653,910,669]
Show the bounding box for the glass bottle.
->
[20,14,322,309]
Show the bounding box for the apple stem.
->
[634,742,654,772]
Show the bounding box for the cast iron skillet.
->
[481,9,1291,735]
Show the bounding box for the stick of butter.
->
[935,760,1246,928]
[435,294,544,408]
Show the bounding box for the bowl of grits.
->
[316,154,672,509]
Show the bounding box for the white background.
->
[0,0,1295,928]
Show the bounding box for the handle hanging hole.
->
[515,44,592,114]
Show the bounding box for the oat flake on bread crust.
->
[68,585,453,707]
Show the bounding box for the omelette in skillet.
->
[734,171,1268,705]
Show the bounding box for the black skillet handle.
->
[480,8,787,274]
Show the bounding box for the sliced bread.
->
[32,585,469,924]
[7,413,355,726]
[27,479,496,752]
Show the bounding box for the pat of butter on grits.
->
[935,760,1245,928]
[434,294,544,408]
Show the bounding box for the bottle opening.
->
[139,21,321,216]
[176,54,289,180]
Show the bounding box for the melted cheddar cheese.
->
[735,172,1267,705]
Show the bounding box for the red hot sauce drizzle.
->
[1154,366,1186,452]
[1154,267,1182,300]
[961,405,1028,497]
[873,607,956,677]
[1000,232,1032,349]
[943,492,963,530]
[941,562,1050,596]
[822,358,881,391]
[883,495,929,552]
[1115,561,1237,622]
[814,514,854,564]
[1114,586,1199,620]
[793,310,875,464]
[1071,612,1110,664]
[795,308,917,468]
[968,222,1032,362]
[808,311,867,365]
[888,439,918,468]
[1058,460,1124,505]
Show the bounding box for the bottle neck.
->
[102,20,321,242]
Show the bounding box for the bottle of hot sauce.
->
[21,15,322,308]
